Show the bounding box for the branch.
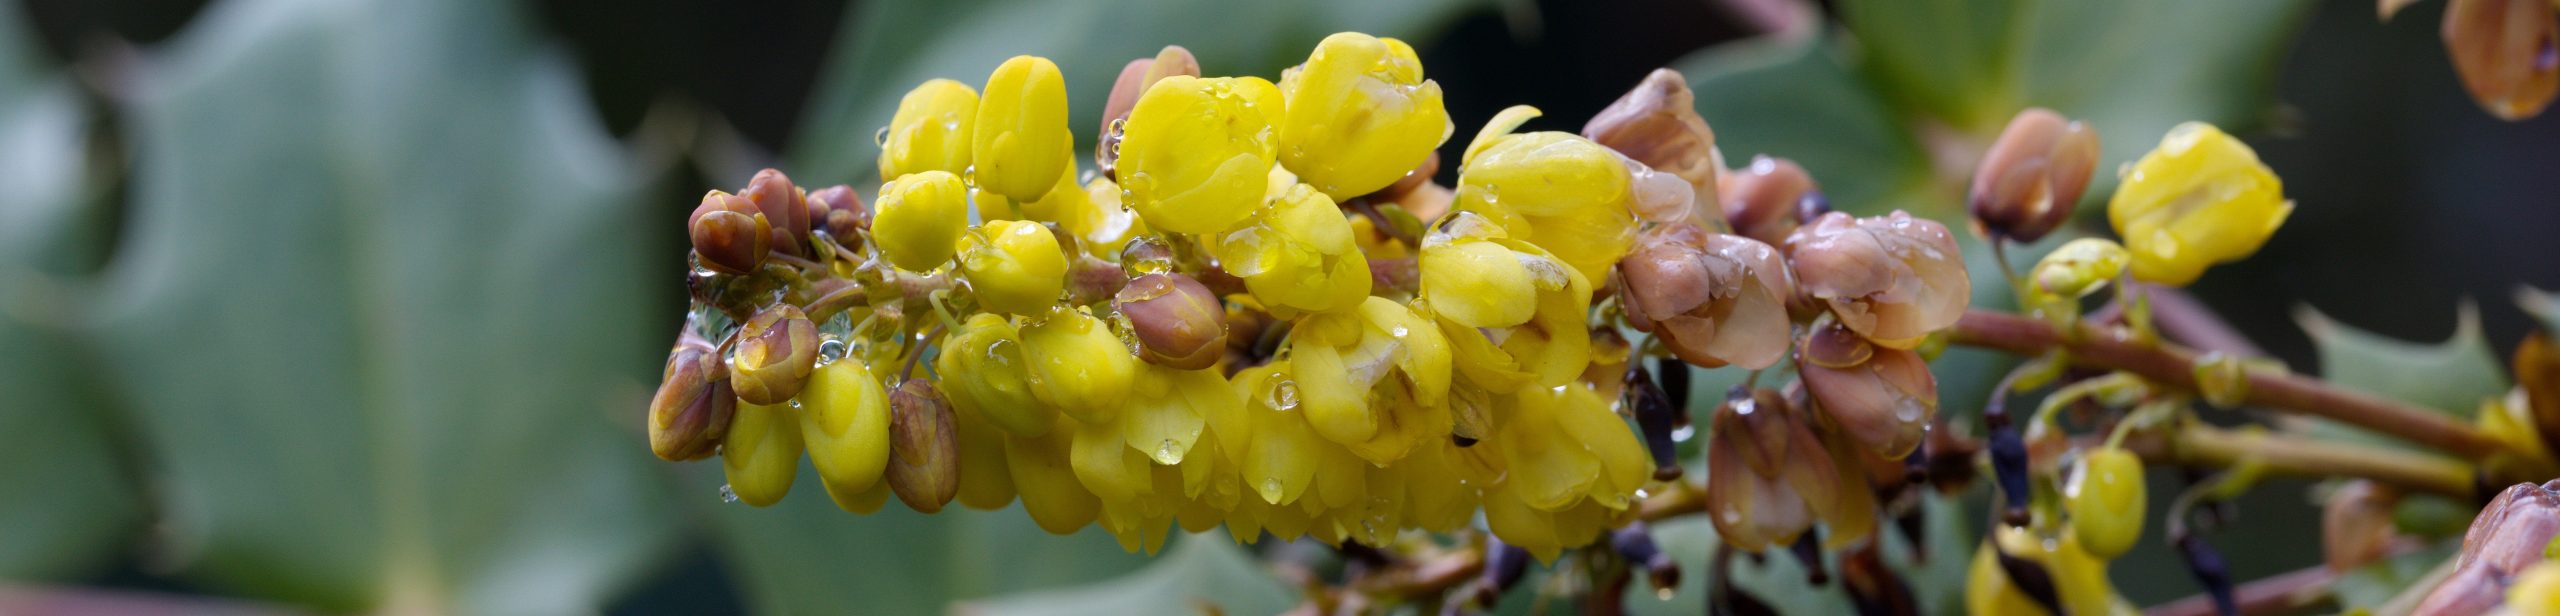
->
[2119,424,2477,498]
[1949,309,2505,459]
[2142,564,2336,616]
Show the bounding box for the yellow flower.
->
[974,55,1074,203]
[1287,297,1452,465]
[2107,122,2291,286]
[956,219,1068,315]
[1277,32,1450,199]
[797,359,894,513]
[1212,183,1371,315]
[1020,306,1138,424]
[721,400,803,507]
[873,170,971,271]
[935,313,1056,437]
[1424,213,1594,394]
[1454,106,1638,283]
[2065,447,2147,559]
[1118,75,1285,234]
[879,79,977,180]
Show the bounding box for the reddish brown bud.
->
[1585,68,1720,225]
[1785,211,1971,348]
[1722,155,1816,246]
[2416,479,2560,613]
[2322,481,2402,572]
[689,191,771,275]
[1618,224,1795,370]
[1704,388,1845,553]
[807,184,871,247]
[732,305,821,405]
[2443,0,2559,121]
[1115,272,1227,369]
[1796,322,1937,458]
[1097,46,1201,176]
[648,333,735,461]
[743,168,811,257]
[887,378,961,513]
[1969,108,2098,243]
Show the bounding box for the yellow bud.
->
[1278,32,1451,199]
[2064,447,2147,559]
[1020,306,1137,423]
[721,400,803,507]
[1419,212,1539,328]
[934,313,1056,437]
[957,220,1068,315]
[1118,75,1285,234]
[879,79,979,180]
[2029,237,2130,302]
[2107,122,2291,286]
[974,55,1075,203]
[1212,183,1371,314]
[797,360,893,512]
[2509,561,2560,616]
[874,170,971,271]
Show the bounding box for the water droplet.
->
[1671,424,1696,443]
[719,484,740,503]
[816,337,848,366]
[1259,478,1285,502]
[1891,397,1926,422]
[787,399,805,412]
[1654,588,1675,601]
[1388,325,1408,338]
[1265,378,1302,412]
[1154,439,1185,465]
[874,126,891,147]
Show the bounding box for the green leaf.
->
[696,463,1152,615]
[0,5,140,580]
[963,531,1296,616]
[1676,26,1937,216]
[787,0,1488,182]
[2518,286,2560,334]
[2330,541,2459,613]
[92,0,675,609]
[2289,303,2508,449]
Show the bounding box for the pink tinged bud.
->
[2322,481,2401,572]
[1098,46,1202,177]
[1968,108,2099,243]
[732,305,822,405]
[2442,0,2560,121]
[1114,272,1228,370]
[689,191,772,276]
[1618,224,1795,370]
[1785,211,1971,349]
[1796,323,1937,458]
[807,184,871,246]
[1584,69,1720,226]
[648,333,736,461]
[887,378,962,513]
[1705,389,1844,553]
[743,168,811,258]
[2417,480,2560,613]
[1722,155,1816,246]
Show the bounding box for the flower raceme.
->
[643,33,2024,567]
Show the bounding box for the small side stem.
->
[2142,564,2336,616]
[1949,309,2505,459]
[2135,423,2476,498]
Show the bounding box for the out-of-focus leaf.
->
[1637,490,1976,615]
[2330,541,2459,613]
[93,0,675,610]
[0,4,138,581]
[1676,0,2315,219]
[788,0,1488,182]
[2285,303,2506,450]
[1676,25,1935,216]
[963,531,1295,616]
[697,463,1150,615]
[2520,286,2560,334]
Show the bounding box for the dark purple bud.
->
[1624,364,1684,480]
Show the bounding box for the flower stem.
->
[2149,422,2476,499]
[1948,309,2506,459]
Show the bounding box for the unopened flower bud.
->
[1097,46,1201,176]
[886,378,961,513]
[1612,522,1681,593]
[975,55,1076,203]
[1279,32,1451,199]
[957,220,1068,315]
[1969,108,2099,243]
[807,184,870,247]
[1618,224,1795,370]
[1119,74,1286,234]
[648,334,734,461]
[1623,364,1684,480]
[880,79,979,180]
[1706,388,1846,552]
[2416,480,2560,614]
[2322,480,2402,571]
[1483,536,1531,593]
[689,191,771,275]
[733,305,821,405]
[1797,323,1938,458]
[874,170,972,271]
[1787,211,1971,348]
[1114,272,1227,370]
[722,398,803,507]
[743,168,810,258]
[2028,237,2130,303]
[2443,0,2559,121]
[2108,122,2291,286]
[1723,155,1814,246]
[1585,68,1719,223]
[2064,447,2146,559]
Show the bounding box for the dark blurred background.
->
[7,0,2556,613]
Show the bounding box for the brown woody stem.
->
[2143,563,2335,616]
[1949,309,2506,459]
